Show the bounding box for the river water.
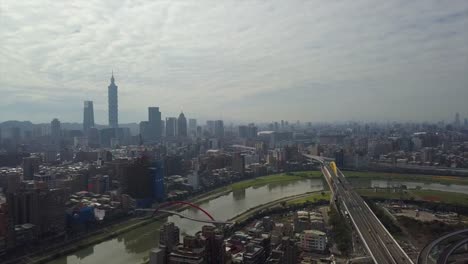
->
[47,178,467,264]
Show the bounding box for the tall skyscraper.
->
[83,101,95,132]
[148,107,162,140]
[51,118,61,146]
[139,121,150,142]
[165,117,177,137]
[188,118,197,134]
[206,120,215,135]
[177,112,187,137]
[214,120,224,138]
[108,72,118,128]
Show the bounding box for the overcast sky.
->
[1,0,467,124]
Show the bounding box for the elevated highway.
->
[417,228,468,264]
[305,154,414,264]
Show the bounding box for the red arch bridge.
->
[134,201,233,225]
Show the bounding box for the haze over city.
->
[1,0,467,123]
[2,1,468,264]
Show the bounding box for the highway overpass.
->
[305,154,414,264]
[417,229,468,264]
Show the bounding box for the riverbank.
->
[287,191,331,205]
[29,217,158,264]
[230,170,323,190]
[28,186,239,264]
[343,171,468,185]
[23,169,468,264]
[228,191,320,223]
[26,172,320,264]
[356,188,468,207]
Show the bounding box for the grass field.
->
[287,191,330,205]
[356,188,468,207]
[228,170,468,191]
[230,171,323,190]
[344,171,468,185]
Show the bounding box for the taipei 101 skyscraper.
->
[108,72,118,128]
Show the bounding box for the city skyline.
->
[1,0,467,123]
[2,1,468,263]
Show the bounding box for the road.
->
[322,164,414,264]
[417,228,468,264]
[229,191,321,222]
[135,209,233,225]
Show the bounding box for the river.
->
[47,178,467,264]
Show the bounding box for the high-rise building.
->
[232,152,245,175]
[148,107,162,140]
[108,72,118,128]
[189,118,197,130]
[150,160,165,202]
[139,121,150,142]
[239,125,248,138]
[202,225,226,264]
[83,101,95,132]
[87,127,100,148]
[0,202,14,253]
[214,120,224,138]
[206,120,215,135]
[177,112,187,137]
[161,120,165,137]
[187,171,199,190]
[100,128,116,147]
[280,236,298,264]
[454,112,461,127]
[149,247,166,264]
[51,118,61,147]
[166,117,177,137]
[188,119,197,134]
[22,156,41,181]
[248,124,258,139]
[239,124,258,139]
[243,243,265,264]
[119,159,153,200]
[7,188,68,238]
[159,222,180,251]
[168,235,206,263]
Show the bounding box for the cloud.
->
[0,0,467,123]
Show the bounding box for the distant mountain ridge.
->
[0,121,140,135]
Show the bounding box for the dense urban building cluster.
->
[0,74,467,262]
[150,209,330,264]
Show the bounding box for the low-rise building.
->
[299,230,327,253]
